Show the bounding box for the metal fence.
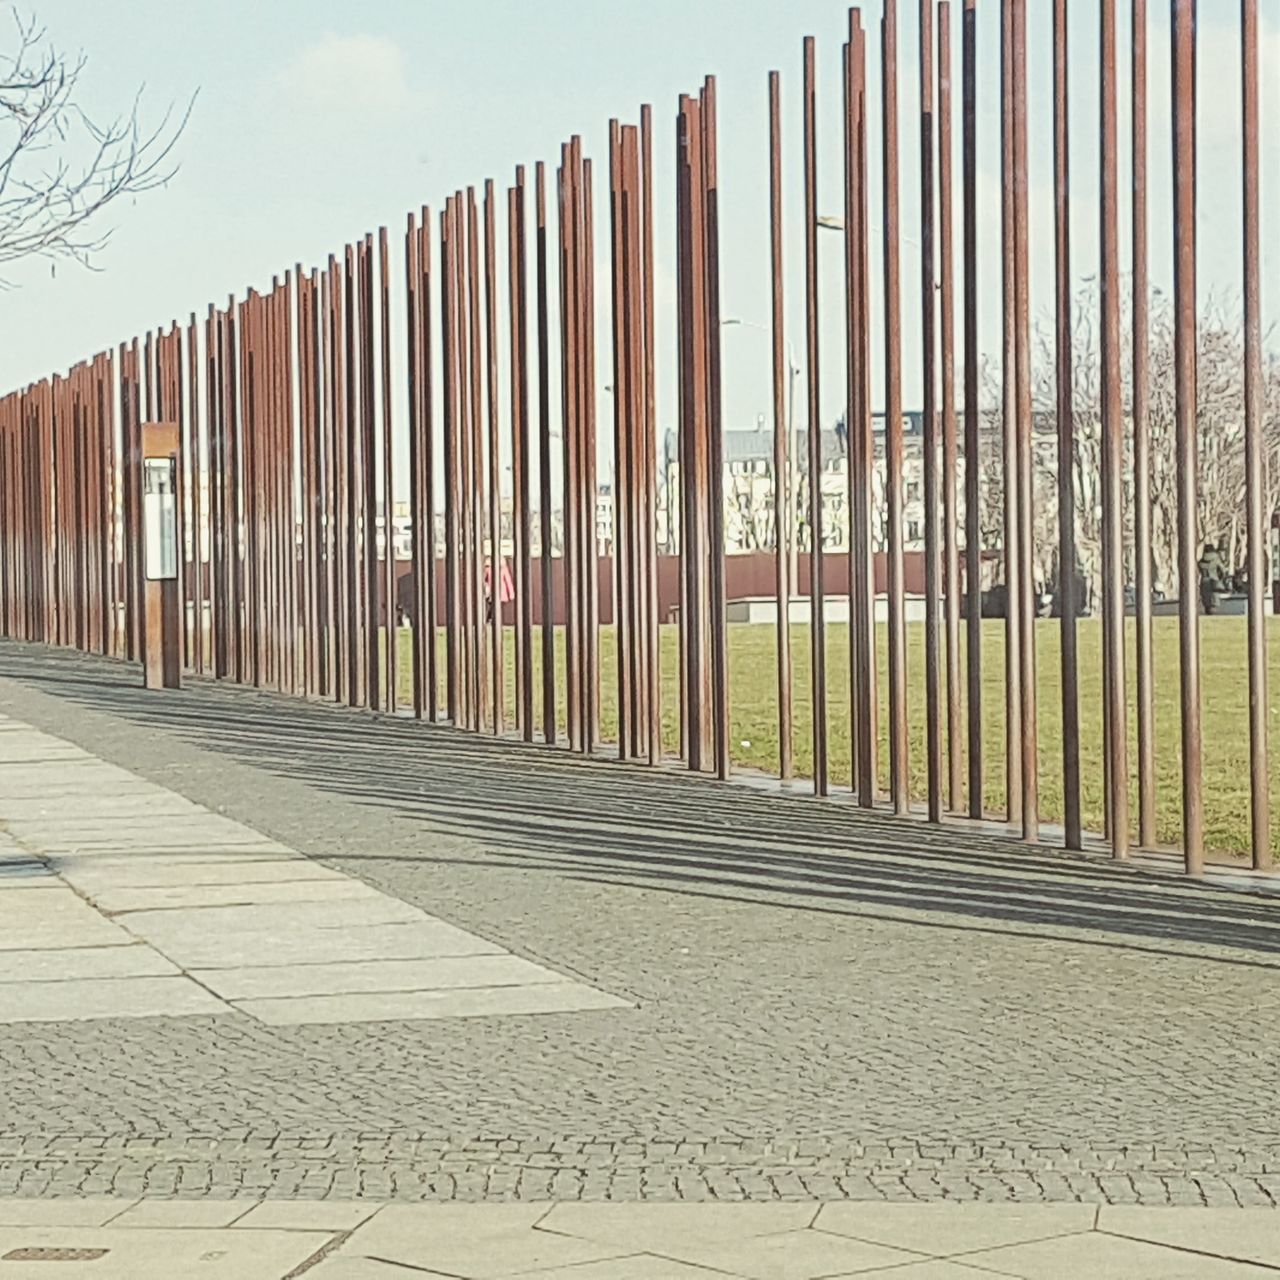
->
[0,1,1271,876]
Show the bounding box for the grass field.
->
[396,617,1280,862]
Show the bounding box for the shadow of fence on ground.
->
[3,640,1278,970]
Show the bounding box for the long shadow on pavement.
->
[2,640,1278,971]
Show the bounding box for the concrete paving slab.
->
[120,919,507,970]
[56,858,339,890]
[197,954,568,1000]
[0,975,228,1022]
[0,1224,331,1279]
[961,1232,1275,1278]
[0,945,178,982]
[234,979,629,1025]
[305,1258,440,1279]
[1099,1206,1280,1269]
[650,1227,922,1279]
[814,1203,1098,1257]
[117,896,432,934]
[329,1204,628,1278]
[835,1265,1026,1280]
[231,1201,384,1232]
[88,879,382,914]
[497,1257,738,1279]
[105,1199,252,1228]
[0,1200,140,1228]
[523,1203,820,1248]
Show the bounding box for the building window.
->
[907,519,922,543]
[906,480,920,502]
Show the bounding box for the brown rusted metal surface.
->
[1101,0,1129,858]
[2,5,1261,881]
[920,0,941,824]
[1000,0,1021,829]
[769,69,794,785]
[1055,0,1082,852]
[938,0,961,817]
[1172,0,1203,875]
[882,2,908,816]
[1241,0,1269,869]
[802,35,827,798]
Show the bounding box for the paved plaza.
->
[3,641,1280,1274]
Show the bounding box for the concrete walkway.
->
[0,1199,1277,1277]
[0,712,625,1025]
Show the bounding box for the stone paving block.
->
[0,1224,332,1279]
[962,1232,1277,1278]
[234,980,629,1026]
[0,945,178,982]
[232,1200,384,1231]
[106,1198,252,1227]
[540,1203,817,1249]
[0,1199,139,1227]
[88,878,380,914]
[0,975,228,1022]
[512,1257,740,1279]
[56,858,340,890]
[814,1203,1098,1256]
[1098,1206,1280,1269]
[332,1204,629,1278]
[650,1226,923,1279]
[126,918,506,970]
[200,954,569,1000]
[833,1265,1028,1280]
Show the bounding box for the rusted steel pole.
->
[419,208,438,721]
[343,248,363,707]
[883,2,909,815]
[1132,0,1155,848]
[920,0,942,823]
[803,36,828,797]
[843,33,860,794]
[406,211,425,715]
[363,237,380,709]
[610,121,632,759]
[1055,0,1082,851]
[1241,0,1269,869]
[1100,0,1129,858]
[511,169,534,741]
[582,152,602,754]
[559,149,581,751]
[1012,0,1037,840]
[641,106,662,766]
[1171,0,1202,873]
[467,190,486,731]
[1000,0,1022,826]
[769,70,794,784]
[938,0,962,814]
[379,227,397,715]
[441,202,461,724]
[535,163,556,745]
[484,181,504,735]
[185,314,203,675]
[701,79,730,782]
[853,13,877,807]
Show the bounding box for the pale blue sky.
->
[2,1,1275,454]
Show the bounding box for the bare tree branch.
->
[0,5,195,277]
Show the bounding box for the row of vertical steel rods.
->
[0,0,1270,873]
[766,2,1250,874]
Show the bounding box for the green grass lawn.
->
[395,618,1280,862]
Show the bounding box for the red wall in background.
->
[395,550,932,627]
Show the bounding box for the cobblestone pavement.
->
[3,641,1280,1208]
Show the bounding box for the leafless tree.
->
[1,7,192,276]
